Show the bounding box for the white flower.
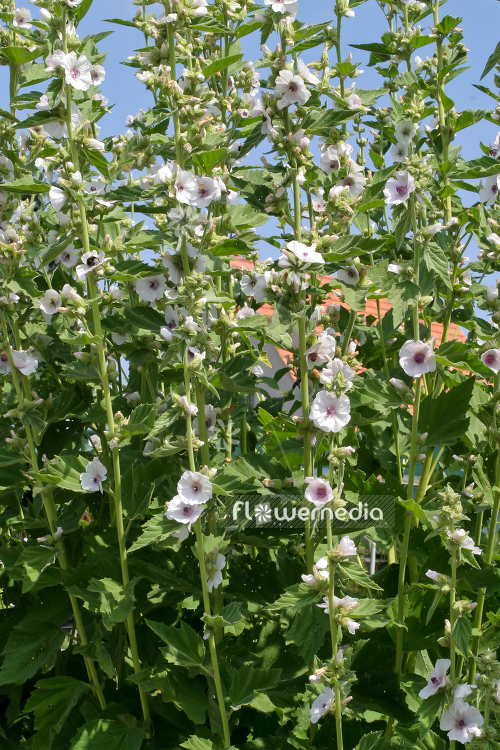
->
[419,659,451,699]
[320,146,342,175]
[177,470,212,504]
[80,458,107,493]
[426,570,440,583]
[191,0,209,16]
[337,536,357,557]
[40,289,62,317]
[207,554,226,592]
[90,64,105,85]
[496,679,500,704]
[481,348,500,373]
[194,405,218,436]
[304,477,333,508]
[337,265,359,286]
[135,275,167,304]
[390,142,409,162]
[0,351,10,374]
[384,170,415,205]
[192,177,221,208]
[347,93,362,108]
[61,53,93,91]
[297,59,320,85]
[175,169,198,205]
[166,495,204,526]
[45,50,66,70]
[240,272,269,303]
[447,529,481,555]
[278,241,323,269]
[135,70,152,83]
[318,595,360,634]
[399,340,436,377]
[59,245,78,267]
[479,175,500,205]
[310,391,351,433]
[394,120,416,145]
[76,250,108,279]
[274,69,311,109]
[320,359,355,386]
[12,351,38,376]
[13,7,32,27]
[486,285,498,303]
[388,263,403,274]
[310,687,334,724]
[337,168,366,198]
[64,0,84,6]
[49,186,67,212]
[440,701,484,744]
[264,0,298,12]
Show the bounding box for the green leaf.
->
[85,148,111,180]
[0,176,50,194]
[452,616,472,657]
[418,377,474,446]
[77,0,94,21]
[192,147,229,173]
[340,561,384,591]
[122,404,157,438]
[268,582,321,612]
[86,577,136,630]
[481,39,500,79]
[0,47,40,65]
[146,620,205,669]
[24,677,88,750]
[129,666,208,724]
[413,691,447,735]
[356,732,393,750]
[285,605,329,663]
[202,602,244,630]
[0,617,65,686]
[16,546,58,593]
[38,455,89,492]
[421,244,452,288]
[453,155,500,179]
[301,108,353,135]
[128,513,179,552]
[203,53,243,79]
[180,738,221,750]
[229,664,281,709]
[70,719,144,750]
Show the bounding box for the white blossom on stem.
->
[480,348,500,373]
[310,391,351,433]
[135,275,167,305]
[418,659,451,699]
[80,458,107,493]
[177,470,212,504]
[274,69,311,109]
[399,340,436,377]
[384,170,415,205]
[310,687,334,724]
[61,53,93,92]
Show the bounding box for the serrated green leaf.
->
[70,719,144,750]
[24,677,88,750]
[230,664,281,709]
[146,620,205,669]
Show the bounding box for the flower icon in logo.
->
[254,503,272,525]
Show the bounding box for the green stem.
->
[298,313,314,573]
[449,549,457,683]
[395,378,422,679]
[376,298,402,483]
[341,310,356,357]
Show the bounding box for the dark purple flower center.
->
[431,677,440,685]
[490,148,498,157]
[492,185,498,194]
[71,68,81,80]
[149,280,159,289]
[326,406,336,417]
[414,352,425,364]
[182,505,193,516]
[288,83,298,93]
[316,486,327,499]
[486,353,496,365]
[396,185,407,196]
[1,353,7,362]
[456,719,466,728]
[87,255,99,267]
[309,352,318,362]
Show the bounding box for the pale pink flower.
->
[0,351,10,374]
[447,529,481,555]
[61,53,93,92]
[418,659,451,699]
[40,289,62,317]
[319,359,355,387]
[76,250,108,279]
[310,391,351,433]
[166,495,203,526]
[278,241,323,269]
[59,245,78,267]
[440,701,483,744]
[177,470,212,504]
[12,351,38,376]
[49,186,67,212]
[317,595,360,634]
[399,340,436,377]
[207,554,225,592]
[304,477,333,508]
[310,687,334,724]
[13,7,32,28]
[337,265,359,285]
[175,169,198,204]
[394,120,416,145]
[274,69,311,109]
[90,64,105,85]
[384,170,415,205]
[479,175,500,205]
[240,272,269,303]
[481,348,500,373]
[337,536,357,557]
[80,458,107,492]
[390,142,409,162]
[135,275,167,304]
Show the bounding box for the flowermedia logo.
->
[221,493,395,531]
